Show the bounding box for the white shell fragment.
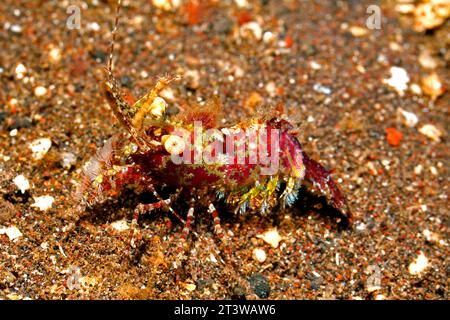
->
[234,0,249,8]
[419,124,443,142]
[313,83,332,95]
[15,63,27,79]
[257,228,283,248]
[414,164,423,175]
[87,22,100,32]
[240,22,263,41]
[263,31,275,44]
[29,138,52,160]
[110,220,130,232]
[0,226,23,241]
[31,195,55,211]
[383,67,410,95]
[408,252,429,275]
[397,108,418,127]
[10,129,18,137]
[13,174,30,193]
[152,0,181,11]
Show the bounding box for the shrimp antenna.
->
[107,0,123,80]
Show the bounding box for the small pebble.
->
[34,86,48,97]
[233,66,244,78]
[140,70,149,79]
[429,166,438,176]
[396,3,415,14]
[349,25,368,37]
[209,253,218,264]
[422,229,442,245]
[9,128,18,137]
[152,0,181,11]
[313,83,332,95]
[263,31,275,44]
[389,42,403,52]
[414,164,423,175]
[409,83,422,95]
[309,61,322,70]
[249,274,270,299]
[87,22,100,32]
[240,22,263,41]
[355,222,366,231]
[15,63,27,79]
[356,64,366,73]
[48,46,62,63]
[10,24,22,33]
[13,174,30,193]
[421,73,445,100]
[185,283,196,291]
[7,97,18,109]
[61,152,77,169]
[265,81,276,97]
[418,49,437,69]
[252,248,267,263]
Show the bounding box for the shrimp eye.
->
[162,135,185,155]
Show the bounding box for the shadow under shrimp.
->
[80,190,158,225]
[292,185,352,231]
